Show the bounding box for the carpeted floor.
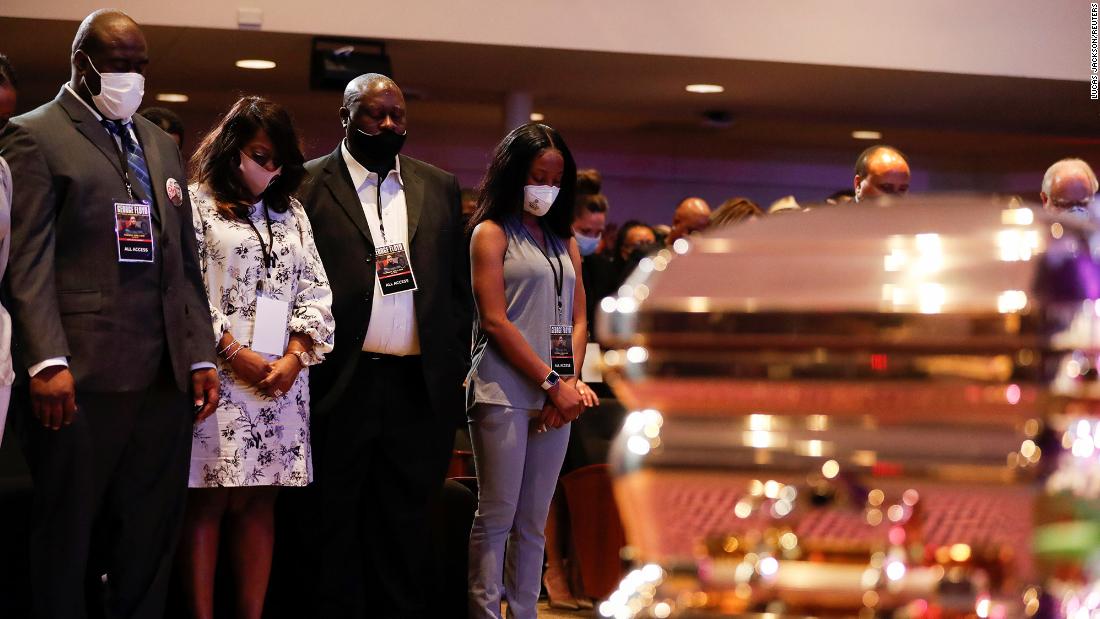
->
[532,601,597,618]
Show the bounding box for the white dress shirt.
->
[340,141,420,356]
[28,85,215,377]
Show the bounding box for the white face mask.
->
[84,57,145,121]
[238,151,282,199]
[523,185,559,217]
[575,231,600,256]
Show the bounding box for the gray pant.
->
[467,404,571,619]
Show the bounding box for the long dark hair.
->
[468,122,577,239]
[190,96,305,218]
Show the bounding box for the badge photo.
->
[166,177,183,207]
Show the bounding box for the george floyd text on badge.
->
[115,201,155,263]
[549,324,575,376]
[375,242,418,295]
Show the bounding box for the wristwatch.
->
[292,350,313,368]
[540,370,561,391]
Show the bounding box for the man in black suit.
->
[299,73,471,618]
[0,10,219,619]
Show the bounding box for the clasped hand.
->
[229,347,301,400]
[536,378,599,432]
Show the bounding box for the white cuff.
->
[190,362,216,372]
[29,357,68,377]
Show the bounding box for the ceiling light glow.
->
[235,59,277,70]
[852,130,883,140]
[686,83,724,94]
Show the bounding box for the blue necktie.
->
[103,120,154,204]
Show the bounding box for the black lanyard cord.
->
[104,120,137,202]
[246,202,275,289]
[376,177,387,243]
[522,221,565,321]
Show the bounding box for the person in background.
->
[1040,158,1097,218]
[299,72,471,618]
[0,10,219,617]
[139,105,185,150]
[652,223,671,247]
[824,188,855,205]
[853,145,910,202]
[573,193,607,257]
[710,197,764,228]
[466,122,598,619]
[573,192,610,334]
[180,96,334,619]
[0,54,17,127]
[667,196,710,246]
[601,219,658,294]
[617,220,658,263]
[768,195,801,214]
[575,168,602,198]
[597,221,619,257]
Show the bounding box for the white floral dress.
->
[188,183,335,487]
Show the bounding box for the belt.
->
[361,352,421,362]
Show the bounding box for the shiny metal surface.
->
[596,196,1100,618]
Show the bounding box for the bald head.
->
[668,197,711,245]
[854,145,910,202]
[342,73,400,108]
[340,73,408,165]
[72,9,140,56]
[1041,158,1098,215]
[68,9,147,110]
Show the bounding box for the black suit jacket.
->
[299,147,472,418]
[0,87,216,392]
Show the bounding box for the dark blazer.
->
[299,147,472,418]
[0,87,216,392]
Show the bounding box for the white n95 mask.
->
[523,185,559,217]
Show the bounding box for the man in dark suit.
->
[0,10,219,619]
[299,73,471,618]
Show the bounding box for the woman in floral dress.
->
[178,96,334,619]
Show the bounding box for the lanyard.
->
[245,202,275,291]
[521,221,565,323]
[375,177,388,243]
[104,120,138,202]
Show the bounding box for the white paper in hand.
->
[252,295,290,356]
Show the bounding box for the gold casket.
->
[597,196,1100,619]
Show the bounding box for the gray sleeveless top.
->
[467,217,576,411]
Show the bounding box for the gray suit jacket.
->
[0,87,216,392]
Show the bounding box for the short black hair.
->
[855,145,907,177]
[0,54,17,89]
[139,107,184,146]
[614,219,656,258]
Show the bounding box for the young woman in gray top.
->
[466,123,598,619]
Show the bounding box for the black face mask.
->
[346,127,406,167]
